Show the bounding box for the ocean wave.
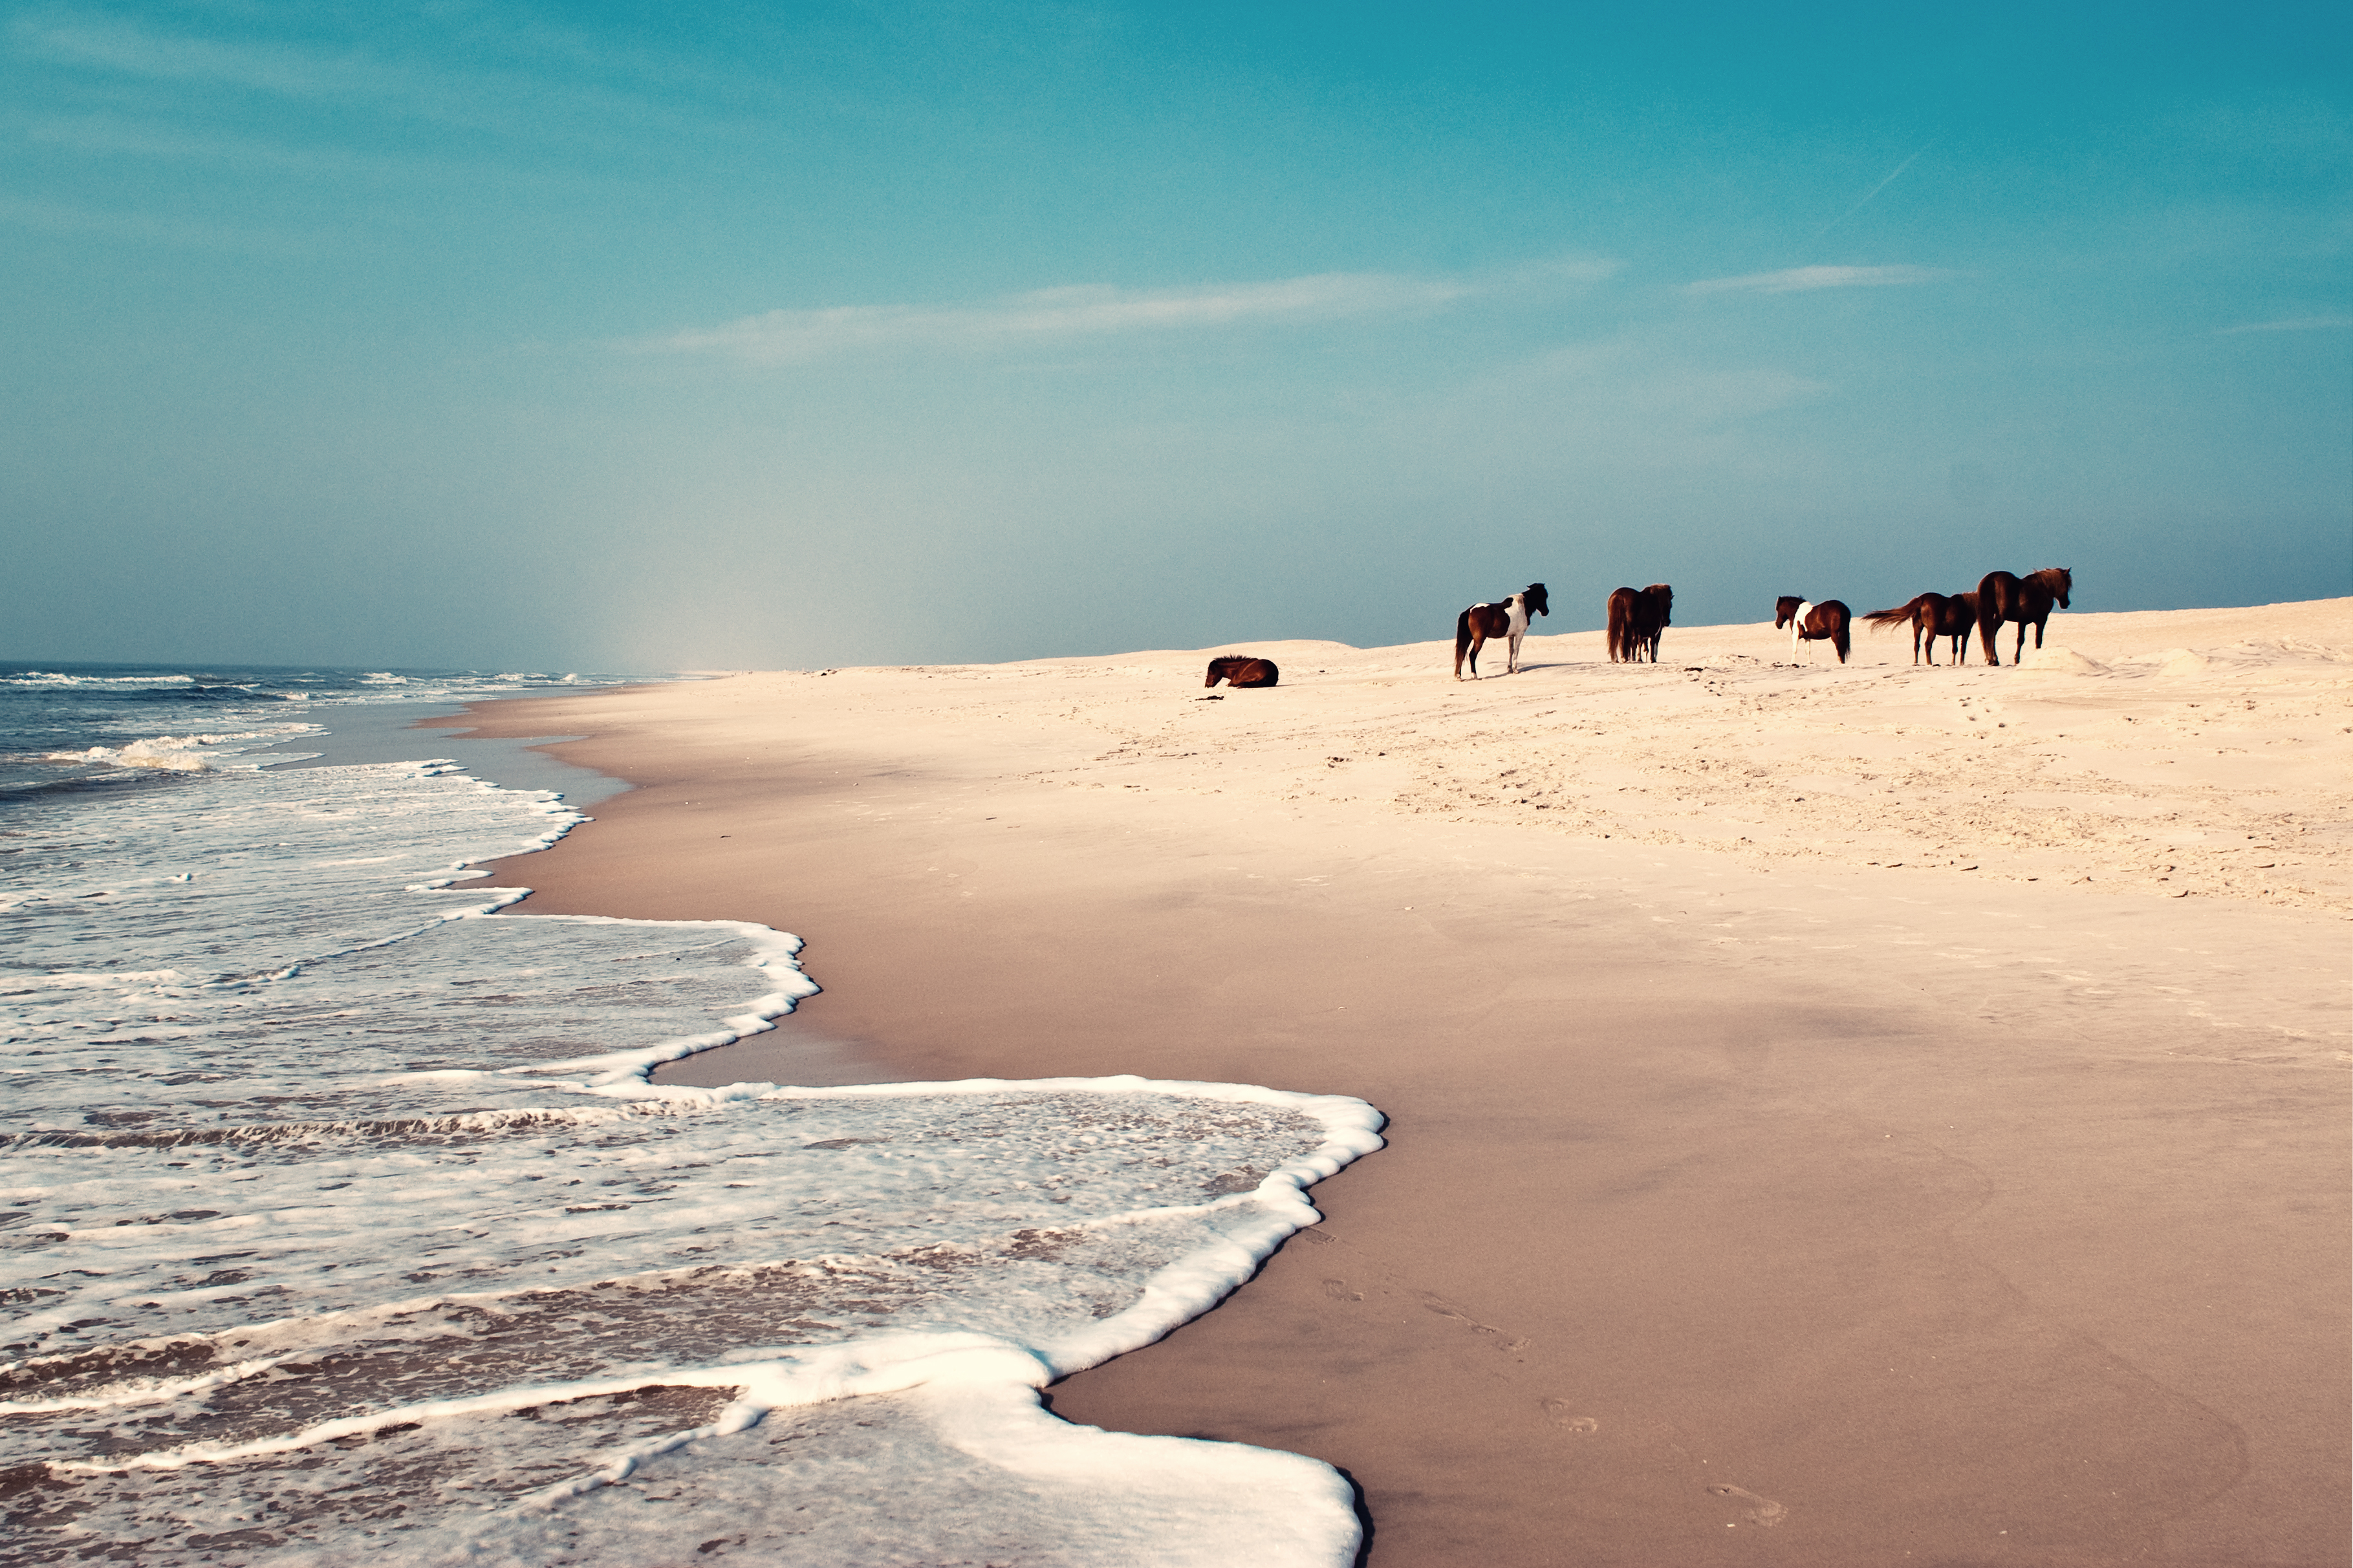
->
[0,752,1380,1565]
[1,671,197,687]
[41,741,215,771]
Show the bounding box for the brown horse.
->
[1204,656,1279,688]
[1863,590,1978,665]
[1775,596,1852,663]
[1606,585,1673,663]
[1975,568,2072,665]
[1453,583,1548,680]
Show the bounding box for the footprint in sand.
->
[1538,1399,1598,1434]
[1421,1292,1531,1352]
[1321,1278,1363,1302]
[1706,1483,1788,1527]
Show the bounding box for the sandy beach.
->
[437,599,2352,1567]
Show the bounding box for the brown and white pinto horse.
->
[1863,590,1979,665]
[1453,583,1548,679]
[1775,596,1852,663]
[1975,568,2072,665]
[1606,585,1673,663]
[1204,656,1279,688]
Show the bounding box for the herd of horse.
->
[1444,567,2070,677]
[1211,566,2073,687]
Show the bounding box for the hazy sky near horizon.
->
[4,2,2347,671]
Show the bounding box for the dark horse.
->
[1775,596,1852,663]
[1606,585,1673,663]
[1204,656,1279,689]
[1453,583,1548,680]
[1975,568,2072,665]
[1862,590,1978,665]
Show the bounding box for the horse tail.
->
[1861,596,1925,630]
[1454,607,1473,676]
[1832,607,1852,663]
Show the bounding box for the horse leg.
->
[1507,630,1523,674]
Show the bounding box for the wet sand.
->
[434,601,2351,1566]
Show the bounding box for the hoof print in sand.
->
[1538,1398,1598,1434]
[1706,1483,1788,1527]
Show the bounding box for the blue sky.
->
[3,2,2345,669]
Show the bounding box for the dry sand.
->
[436,599,2351,1567]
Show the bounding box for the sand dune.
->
[834,597,2350,915]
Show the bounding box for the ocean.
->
[0,663,1380,1566]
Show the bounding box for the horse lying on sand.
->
[1775,597,1853,663]
[1975,568,2072,665]
[1606,585,1673,663]
[1863,591,1979,665]
[1454,583,1548,679]
[1204,656,1280,689]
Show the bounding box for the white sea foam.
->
[0,747,1380,1564]
[41,741,215,771]
[1,672,197,687]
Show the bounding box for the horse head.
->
[1650,585,1674,625]
[1523,583,1550,619]
[2054,568,2073,608]
[1774,596,1801,628]
[1204,657,1237,688]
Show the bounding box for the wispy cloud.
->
[1687,264,1953,295]
[647,259,1619,363]
[10,12,707,146]
[1807,142,1936,245]
[0,195,317,253]
[23,113,631,202]
[2215,314,2353,334]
